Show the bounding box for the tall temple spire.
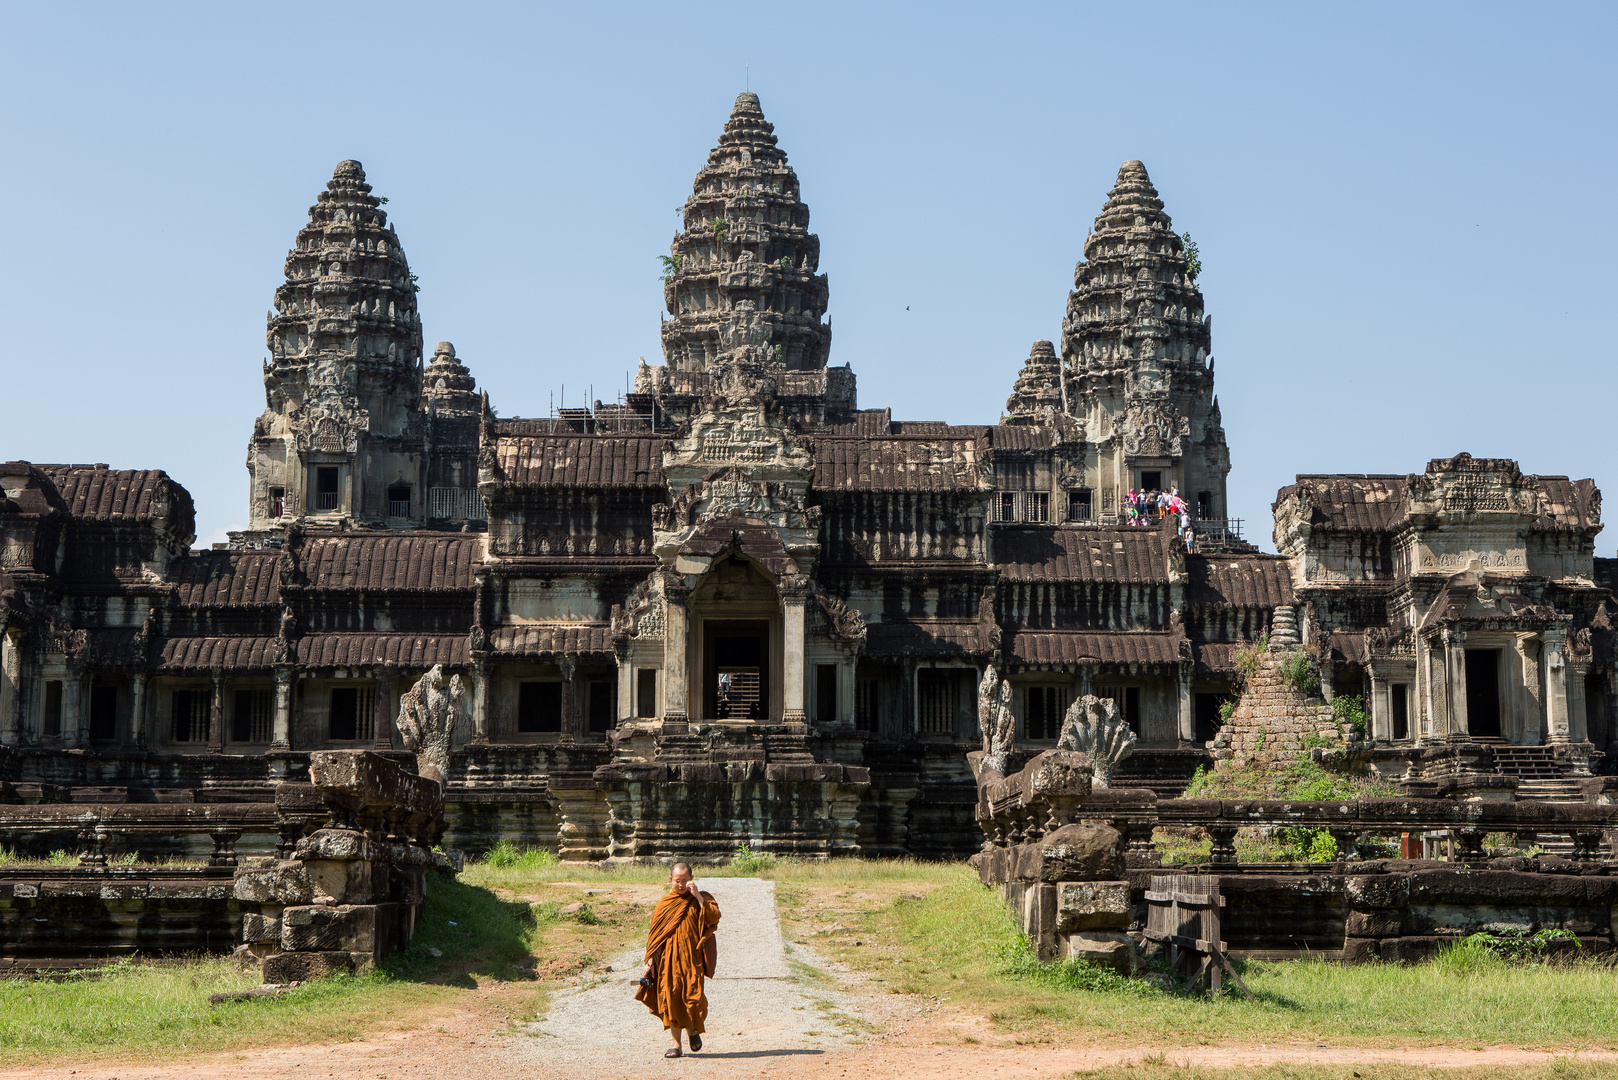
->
[1056,161,1232,527]
[246,161,429,532]
[660,93,831,373]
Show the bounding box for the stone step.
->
[1515,779,1585,802]
[1491,746,1565,780]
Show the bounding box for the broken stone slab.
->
[1061,929,1140,975]
[1057,880,1132,931]
[241,912,282,943]
[209,984,295,1006]
[261,949,373,984]
[281,903,388,953]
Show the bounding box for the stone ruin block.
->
[1057,880,1132,932]
[1063,930,1139,975]
[234,750,444,984]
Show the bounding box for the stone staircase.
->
[1489,744,1564,780]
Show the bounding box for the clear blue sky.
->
[3,3,1613,551]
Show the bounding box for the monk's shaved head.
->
[671,861,693,881]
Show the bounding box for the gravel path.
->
[504,877,860,1078]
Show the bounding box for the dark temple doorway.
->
[1465,648,1501,739]
[704,620,769,721]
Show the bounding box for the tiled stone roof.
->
[1009,630,1182,667]
[298,535,479,591]
[173,552,283,607]
[160,636,278,671]
[36,465,192,528]
[1187,553,1294,609]
[295,633,469,668]
[490,624,614,657]
[493,435,665,489]
[810,437,988,492]
[995,527,1171,583]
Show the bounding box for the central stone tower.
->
[1058,160,1230,522]
[659,93,831,374]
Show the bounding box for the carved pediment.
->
[1119,400,1188,457]
[1408,453,1540,519]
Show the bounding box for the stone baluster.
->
[782,588,807,725]
[126,672,148,749]
[209,828,242,868]
[1370,672,1391,742]
[560,657,578,744]
[0,626,20,746]
[1455,827,1485,863]
[371,666,395,752]
[61,665,84,747]
[663,586,689,726]
[1443,629,1468,738]
[1544,629,1570,744]
[1208,824,1238,866]
[271,667,294,750]
[471,658,490,743]
[207,669,225,753]
[1176,659,1194,743]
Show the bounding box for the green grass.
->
[861,865,1618,1049]
[1071,1065,1618,1080]
[462,851,967,891]
[0,871,539,1065]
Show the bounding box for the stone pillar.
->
[782,591,807,725]
[663,587,689,725]
[1370,672,1391,742]
[471,659,491,743]
[1176,660,1194,744]
[1080,664,1096,699]
[207,670,225,753]
[1420,641,1437,744]
[272,667,294,750]
[559,657,578,744]
[1443,629,1468,738]
[0,627,20,747]
[372,667,395,752]
[127,672,148,749]
[839,655,857,727]
[1544,630,1570,744]
[616,651,633,720]
[1566,662,1589,745]
[59,667,84,746]
[899,658,918,737]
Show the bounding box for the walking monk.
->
[636,861,721,1058]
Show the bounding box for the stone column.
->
[472,658,491,743]
[126,672,148,749]
[1420,640,1437,744]
[1176,660,1194,743]
[899,658,918,737]
[61,667,84,746]
[272,667,294,750]
[1080,664,1096,699]
[1544,629,1570,744]
[663,586,689,725]
[1443,629,1468,738]
[560,657,578,744]
[372,667,395,752]
[1370,671,1391,742]
[782,590,807,725]
[0,627,20,747]
[1567,662,1590,745]
[207,670,224,753]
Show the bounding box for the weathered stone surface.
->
[1346,874,1410,910]
[1057,881,1132,931]
[1028,824,1126,883]
[1344,909,1402,937]
[241,912,282,943]
[1062,930,1140,974]
[262,949,364,984]
[281,904,381,953]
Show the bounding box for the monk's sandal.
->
[665,1048,682,1058]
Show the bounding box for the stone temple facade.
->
[0,94,1613,858]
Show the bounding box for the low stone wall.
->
[1124,861,1618,961]
[0,866,241,970]
[553,761,869,862]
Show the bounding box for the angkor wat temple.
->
[2,94,1613,859]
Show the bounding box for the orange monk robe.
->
[636,887,721,1034]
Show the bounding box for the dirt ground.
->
[7,875,1617,1080]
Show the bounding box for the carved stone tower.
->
[659,93,831,374]
[1004,340,1064,423]
[1061,161,1229,521]
[247,161,427,532]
